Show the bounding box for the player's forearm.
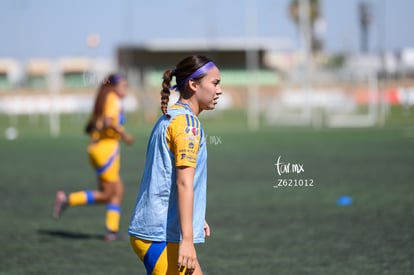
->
[104,117,131,140]
[103,117,122,134]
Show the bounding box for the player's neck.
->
[178,98,200,116]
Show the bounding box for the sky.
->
[1,0,413,61]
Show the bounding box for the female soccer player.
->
[53,73,134,241]
[128,55,222,274]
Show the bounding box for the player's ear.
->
[188,79,198,92]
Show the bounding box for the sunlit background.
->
[1,1,414,274]
[1,0,414,135]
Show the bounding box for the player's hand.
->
[122,133,134,145]
[178,239,197,274]
[204,220,210,237]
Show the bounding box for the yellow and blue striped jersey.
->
[129,102,207,243]
[166,107,202,168]
[91,91,125,140]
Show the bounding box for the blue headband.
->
[108,74,125,85]
[170,61,216,91]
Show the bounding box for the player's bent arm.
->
[176,166,197,271]
[103,117,133,144]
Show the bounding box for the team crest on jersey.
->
[185,126,198,136]
[188,142,194,149]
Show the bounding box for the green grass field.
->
[1,108,414,274]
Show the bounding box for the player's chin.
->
[209,101,218,110]
[204,99,219,110]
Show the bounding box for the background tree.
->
[358,0,372,53]
[289,0,323,54]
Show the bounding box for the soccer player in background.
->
[128,55,222,275]
[53,73,134,241]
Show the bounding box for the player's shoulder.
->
[106,91,119,102]
[170,112,200,128]
[167,114,201,140]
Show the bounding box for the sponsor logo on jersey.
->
[185,126,198,136]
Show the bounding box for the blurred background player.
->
[53,73,134,241]
[128,55,221,275]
